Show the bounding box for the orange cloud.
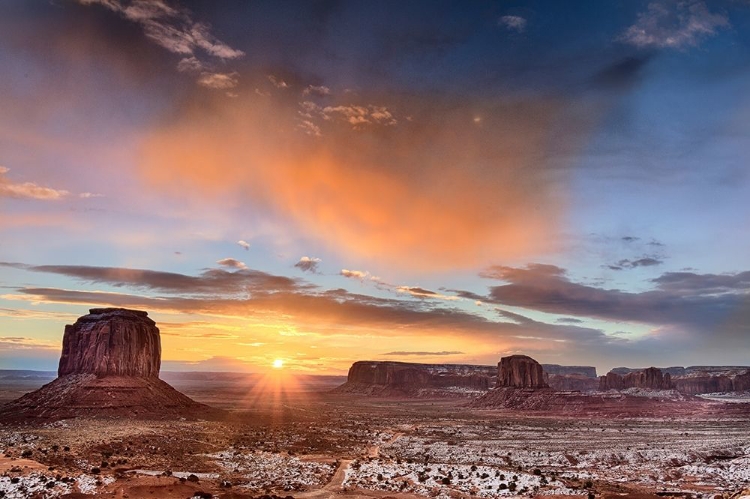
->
[137,87,589,272]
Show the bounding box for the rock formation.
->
[735,371,750,391]
[335,361,495,396]
[499,355,549,388]
[58,308,161,377]
[599,367,672,391]
[673,375,734,395]
[0,308,219,421]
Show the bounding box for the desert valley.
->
[0,309,749,499]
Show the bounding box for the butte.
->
[0,308,220,421]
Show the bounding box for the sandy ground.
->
[0,379,749,498]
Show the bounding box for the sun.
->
[272,359,284,369]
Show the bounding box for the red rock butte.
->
[0,308,220,421]
[498,354,549,389]
[58,308,161,378]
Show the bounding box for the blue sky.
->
[1,0,749,374]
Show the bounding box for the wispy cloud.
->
[0,167,69,201]
[268,75,290,89]
[620,0,729,49]
[303,85,331,97]
[78,0,244,88]
[340,269,371,280]
[608,256,664,271]
[396,286,458,301]
[499,15,527,33]
[294,256,321,274]
[216,257,247,270]
[197,72,239,89]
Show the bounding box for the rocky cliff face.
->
[58,308,161,378]
[498,355,548,389]
[608,366,750,394]
[599,367,672,391]
[336,361,494,395]
[735,371,750,391]
[0,308,216,421]
[673,375,733,394]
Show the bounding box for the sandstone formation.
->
[58,308,160,377]
[335,361,495,396]
[599,367,672,391]
[673,375,734,395]
[735,371,750,392]
[499,355,548,388]
[0,308,218,421]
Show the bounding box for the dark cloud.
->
[444,289,485,301]
[608,256,663,270]
[383,351,464,356]
[294,256,321,274]
[652,271,750,293]
[622,236,640,242]
[0,262,304,295]
[556,317,584,324]
[482,264,750,345]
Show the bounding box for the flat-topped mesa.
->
[58,308,160,378]
[336,361,495,395]
[499,355,549,389]
[599,367,672,391]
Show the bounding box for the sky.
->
[1,0,750,375]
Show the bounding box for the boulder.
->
[498,355,548,389]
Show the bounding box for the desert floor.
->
[1,374,749,499]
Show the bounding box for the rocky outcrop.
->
[0,308,218,421]
[58,308,160,378]
[735,371,750,392]
[335,361,495,396]
[673,375,734,395]
[599,367,672,391]
[542,364,597,378]
[499,355,548,388]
